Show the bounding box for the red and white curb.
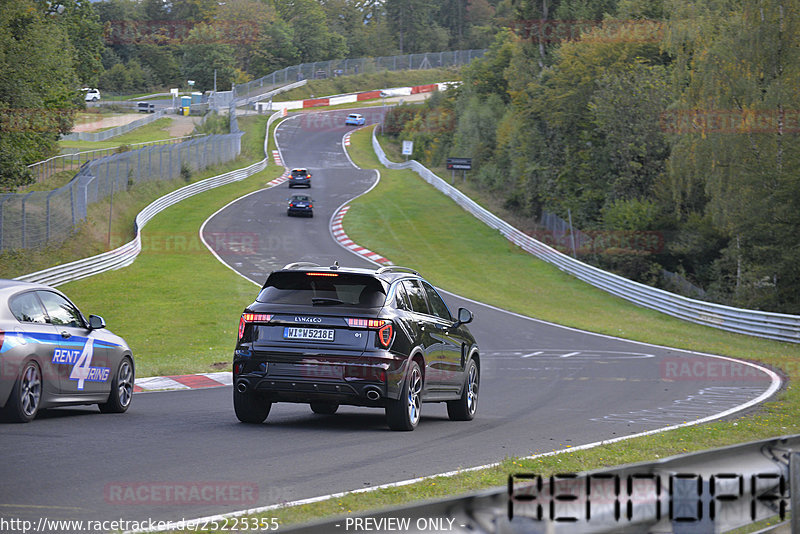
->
[271,150,282,166]
[267,169,290,186]
[253,82,459,113]
[133,371,232,393]
[343,133,351,146]
[331,205,392,265]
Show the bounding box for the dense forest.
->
[383,0,800,314]
[59,0,504,94]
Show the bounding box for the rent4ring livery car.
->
[233,262,480,431]
[0,280,134,422]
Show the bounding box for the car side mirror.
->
[89,315,106,330]
[454,308,473,327]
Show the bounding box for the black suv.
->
[233,263,479,431]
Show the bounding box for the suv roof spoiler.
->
[375,266,419,276]
[282,262,321,270]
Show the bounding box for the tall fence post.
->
[0,194,7,251]
[21,191,34,249]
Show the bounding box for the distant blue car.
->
[287,195,313,217]
[345,113,365,126]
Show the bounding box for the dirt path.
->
[72,113,143,132]
[166,115,200,137]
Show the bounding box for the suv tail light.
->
[347,318,394,349]
[238,313,272,341]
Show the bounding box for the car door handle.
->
[61,331,71,339]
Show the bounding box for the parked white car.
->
[83,88,101,102]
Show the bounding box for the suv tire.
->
[386,360,422,431]
[447,359,479,421]
[234,389,271,423]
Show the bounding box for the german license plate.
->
[284,327,334,341]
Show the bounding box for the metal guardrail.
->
[240,80,307,108]
[14,111,282,286]
[234,49,486,104]
[372,128,800,344]
[61,107,176,142]
[282,434,800,533]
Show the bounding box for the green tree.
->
[0,0,78,190]
[384,0,449,53]
[137,44,182,87]
[664,0,800,311]
[250,19,299,75]
[215,0,275,75]
[50,0,105,86]
[589,62,671,202]
[274,0,348,62]
[181,23,235,91]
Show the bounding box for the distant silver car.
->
[0,280,134,422]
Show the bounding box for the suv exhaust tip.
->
[236,381,248,394]
[365,387,381,401]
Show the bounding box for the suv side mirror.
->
[454,308,473,327]
[89,315,106,330]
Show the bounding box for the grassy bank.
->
[229,124,799,529]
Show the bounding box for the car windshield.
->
[257,272,387,307]
[348,114,359,119]
[291,170,307,177]
[291,196,310,202]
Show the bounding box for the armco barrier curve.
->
[371,128,800,344]
[14,111,284,287]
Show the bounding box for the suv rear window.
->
[291,169,308,177]
[257,272,387,307]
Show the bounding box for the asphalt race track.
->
[0,108,779,531]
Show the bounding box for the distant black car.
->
[289,168,311,188]
[233,263,479,431]
[287,195,313,217]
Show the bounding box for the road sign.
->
[446,157,472,170]
[402,140,414,156]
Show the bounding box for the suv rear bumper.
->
[233,350,409,406]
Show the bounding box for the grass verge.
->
[215,124,800,530]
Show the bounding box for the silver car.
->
[0,280,134,422]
